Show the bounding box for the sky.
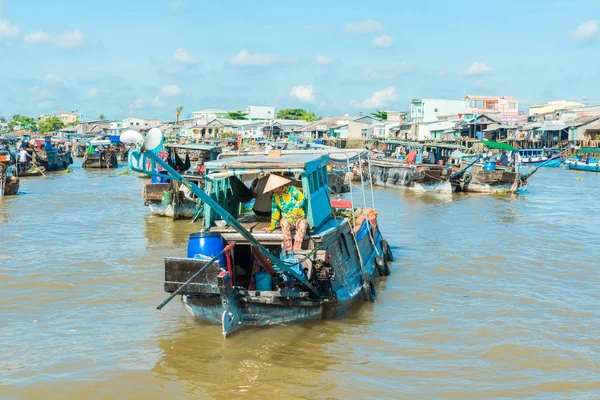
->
[1,0,599,121]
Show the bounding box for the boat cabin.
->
[202,153,331,236]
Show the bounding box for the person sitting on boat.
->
[263,174,308,253]
[405,148,417,166]
[426,149,436,164]
[498,150,509,166]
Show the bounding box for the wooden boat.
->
[140,144,222,218]
[518,148,563,168]
[142,175,201,219]
[71,142,87,158]
[0,164,19,196]
[565,147,600,172]
[83,141,118,168]
[130,140,393,338]
[451,163,521,194]
[369,159,452,193]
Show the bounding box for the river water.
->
[1,160,599,399]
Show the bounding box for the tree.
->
[0,117,6,123]
[371,110,388,121]
[226,110,247,120]
[276,108,320,122]
[38,116,64,134]
[67,119,80,127]
[99,113,106,121]
[176,105,183,125]
[8,115,37,132]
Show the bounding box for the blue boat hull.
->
[180,222,388,337]
[521,158,563,168]
[566,161,600,172]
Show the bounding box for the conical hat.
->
[263,174,291,194]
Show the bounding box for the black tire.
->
[463,172,472,184]
[375,255,390,276]
[361,273,377,302]
[392,172,400,184]
[370,172,377,183]
[381,239,393,262]
[401,171,411,186]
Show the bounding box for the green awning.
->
[482,140,518,151]
[577,147,600,154]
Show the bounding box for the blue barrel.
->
[255,271,272,291]
[484,161,496,171]
[187,232,226,268]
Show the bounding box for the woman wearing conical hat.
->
[263,174,308,253]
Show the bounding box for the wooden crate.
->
[164,257,222,294]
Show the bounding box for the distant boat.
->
[565,147,600,172]
[518,148,563,168]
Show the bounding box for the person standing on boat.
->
[263,174,308,253]
[18,148,31,173]
[513,151,521,172]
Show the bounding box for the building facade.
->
[464,95,519,115]
[192,109,229,121]
[246,106,275,120]
[529,101,585,116]
[410,99,469,123]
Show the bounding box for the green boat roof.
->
[577,147,600,154]
[482,140,518,151]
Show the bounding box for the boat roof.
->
[206,153,328,172]
[577,147,600,154]
[165,144,221,151]
[482,140,518,151]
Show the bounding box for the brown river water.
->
[1,159,599,399]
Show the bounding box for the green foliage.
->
[226,110,248,120]
[276,108,320,122]
[99,113,106,121]
[0,117,6,123]
[8,115,37,131]
[38,116,65,134]
[370,110,388,120]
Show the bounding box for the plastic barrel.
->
[484,161,496,171]
[187,232,226,268]
[255,272,272,291]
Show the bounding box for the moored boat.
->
[518,148,563,168]
[83,140,118,169]
[0,164,19,196]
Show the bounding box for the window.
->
[434,108,438,112]
[509,102,516,110]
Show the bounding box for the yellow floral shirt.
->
[269,186,306,230]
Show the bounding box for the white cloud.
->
[24,29,84,48]
[162,84,182,97]
[353,86,397,108]
[45,73,65,85]
[0,18,20,39]
[572,20,598,42]
[316,55,334,65]
[53,29,84,48]
[290,85,316,103]
[464,62,493,76]
[24,31,49,44]
[372,34,392,48]
[88,88,98,99]
[134,98,144,109]
[152,95,165,107]
[231,49,277,67]
[173,48,196,64]
[344,19,383,33]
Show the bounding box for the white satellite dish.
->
[142,127,163,154]
[120,130,143,144]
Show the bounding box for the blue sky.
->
[1,0,599,121]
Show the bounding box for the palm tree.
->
[176,105,183,126]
